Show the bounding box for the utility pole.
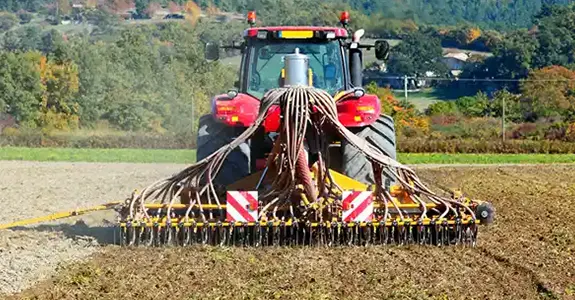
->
[404,75,408,101]
[191,87,195,134]
[501,94,506,143]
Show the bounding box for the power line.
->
[366,75,575,82]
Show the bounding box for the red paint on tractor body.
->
[244,27,348,38]
[335,94,381,127]
[262,105,281,132]
[212,92,380,130]
[212,93,260,127]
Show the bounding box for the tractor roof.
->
[244,26,348,39]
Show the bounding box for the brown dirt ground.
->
[6,165,575,300]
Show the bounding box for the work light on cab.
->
[340,11,350,26]
[247,11,256,26]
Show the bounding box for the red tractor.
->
[199,11,395,190]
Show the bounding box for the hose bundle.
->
[120,85,480,226]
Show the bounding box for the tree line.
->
[0,17,240,136]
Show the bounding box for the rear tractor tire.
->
[341,114,398,189]
[196,114,251,187]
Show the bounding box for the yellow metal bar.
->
[141,202,435,210]
[144,203,226,209]
[119,218,479,228]
[0,202,121,230]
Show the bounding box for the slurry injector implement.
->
[116,11,495,247]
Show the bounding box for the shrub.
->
[0,129,197,149]
[0,12,18,32]
[397,137,575,154]
[17,11,33,24]
[430,114,460,126]
[425,101,458,116]
[455,93,489,117]
[509,123,538,139]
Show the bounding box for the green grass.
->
[0,147,197,164]
[1,147,574,165]
[393,88,455,112]
[399,153,575,164]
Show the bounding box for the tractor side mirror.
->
[375,40,390,61]
[205,42,220,61]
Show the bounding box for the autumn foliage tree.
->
[520,65,575,121]
[184,1,201,26]
[168,1,182,13]
[365,82,430,134]
[104,0,134,14]
[38,56,80,131]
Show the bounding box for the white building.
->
[442,52,469,76]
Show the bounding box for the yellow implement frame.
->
[0,202,121,230]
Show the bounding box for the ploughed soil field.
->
[1,162,575,300]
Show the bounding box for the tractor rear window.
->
[246,39,344,98]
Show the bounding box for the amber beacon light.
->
[340,11,350,26]
[247,11,256,26]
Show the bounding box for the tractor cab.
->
[205,11,390,99]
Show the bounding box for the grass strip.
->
[1,147,574,164]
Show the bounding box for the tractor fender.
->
[336,93,381,127]
[211,92,260,127]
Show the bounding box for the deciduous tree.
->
[520,65,575,120]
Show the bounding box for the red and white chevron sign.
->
[341,191,374,222]
[226,191,258,222]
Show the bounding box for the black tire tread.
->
[341,115,397,187]
[196,114,250,187]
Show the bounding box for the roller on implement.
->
[116,11,496,247]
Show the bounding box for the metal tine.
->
[316,223,323,247]
[471,222,478,247]
[129,225,137,246]
[180,225,189,246]
[455,218,462,246]
[435,222,442,247]
[378,222,386,246]
[408,222,414,245]
[427,225,433,246]
[243,222,249,247]
[263,223,269,247]
[177,223,185,246]
[330,223,336,246]
[280,221,286,247]
[119,226,127,247]
[152,224,160,247]
[218,222,226,247]
[365,222,372,246]
[416,221,423,245]
[211,224,218,246]
[269,221,275,247]
[141,225,151,247]
[189,222,197,246]
[164,224,172,246]
[343,223,351,246]
[446,223,451,246]
[292,222,299,247]
[230,223,237,247]
[354,222,360,246]
[276,222,281,247]
[307,222,313,247]
[237,224,243,246]
[204,224,209,245]
[123,224,131,246]
[391,221,398,246]
[432,221,439,246]
[253,223,260,247]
